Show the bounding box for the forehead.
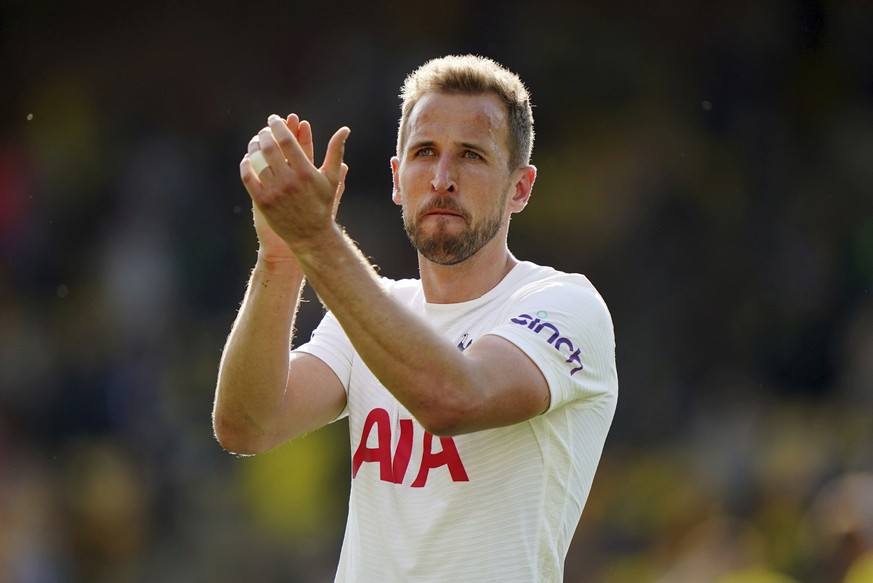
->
[405,92,510,152]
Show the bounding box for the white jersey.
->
[294,261,618,582]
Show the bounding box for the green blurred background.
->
[1,1,872,581]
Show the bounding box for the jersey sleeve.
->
[293,309,354,420]
[486,278,618,414]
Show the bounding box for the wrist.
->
[255,249,304,277]
[290,223,347,268]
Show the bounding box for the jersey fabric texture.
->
[294,261,618,582]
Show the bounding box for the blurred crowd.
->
[1,1,871,581]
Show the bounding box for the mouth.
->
[424,209,464,218]
[419,209,468,227]
[418,199,468,222]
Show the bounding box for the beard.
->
[402,194,507,266]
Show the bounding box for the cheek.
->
[397,167,429,196]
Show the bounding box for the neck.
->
[418,238,518,304]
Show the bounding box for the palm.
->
[253,204,290,256]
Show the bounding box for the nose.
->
[431,155,457,193]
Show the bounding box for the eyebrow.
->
[459,141,488,153]
[407,139,490,153]
[408,139,436,151]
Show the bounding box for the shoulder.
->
[497,263,615,367]
[510,261,595,290]
[508,262,611,320]
[489,263,618,410]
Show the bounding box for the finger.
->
[337,163,349,198]
[268,115,305,168]
[297,119,315,163]
[248,150,270,176]
[240,156,265,194]
[332,162,349,218]
[258,124,287,169]
[247,134,261,155]
[244,135,271,179]
[274,115,322,171]
[321,126,351,185]
[283,114,301,150]
[284,113,300,136]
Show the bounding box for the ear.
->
[509,165,536,213]
[390,156,402,205]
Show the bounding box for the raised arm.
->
[212,115,347,455]
[248,115,550,437]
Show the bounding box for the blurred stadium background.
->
[1,1,872,581]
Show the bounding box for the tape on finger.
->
[249,150,270,176]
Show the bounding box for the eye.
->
[414,147,435,157]
[462,150,483,160]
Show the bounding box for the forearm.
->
[294,226,476,433]
[213,256,305,452]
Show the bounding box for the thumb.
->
[321,126,351,185]
[332,163,349,219]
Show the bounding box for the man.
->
[213,55,618,582]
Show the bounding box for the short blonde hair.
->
[397,55,534,169]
